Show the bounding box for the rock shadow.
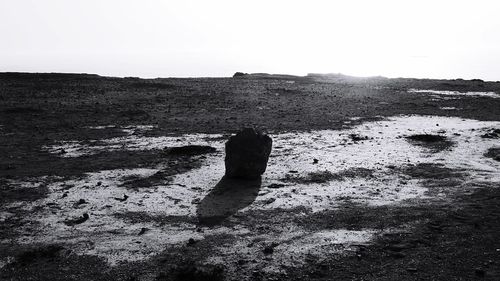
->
[196,176,261,226]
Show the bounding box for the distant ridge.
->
[232,72,307,80]
[0,71,493,83]
[232,72,492,83]
[0,72,101,79]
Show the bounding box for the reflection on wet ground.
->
[408,88,500,99]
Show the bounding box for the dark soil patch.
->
[114,212,196,225]
[0,180,49,204]
[120,158,203,189]
[485,147,500,161]
[285,186,500,281]
[164,145,217,156]
[0,149,202,181]
[0,208,41,240]
[156,263,224,281]
[406,134,454,152]
[128,82,178,90]
[401,163,466,192]
[2,106,45,114]
[120,171,171,189]
[283,170,336,184]
[0,247,116,281]
[407,134,447,142]
[292,203,435,232]
[402,163,465,180]
[15,245,65,265]
[151,234,239,280]
[481,128,500,139]
[335,167,374,179]
[283,168,374,184]
[119,109,150,121]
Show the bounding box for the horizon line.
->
[0,71,496,83]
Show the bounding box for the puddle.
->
[7,115,500,267]
[408,88,500,99]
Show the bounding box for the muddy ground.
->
[0,72,500,280]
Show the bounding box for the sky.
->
[1,0,499,80]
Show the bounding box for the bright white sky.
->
[1,0,499,80]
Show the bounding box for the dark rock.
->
[138,227,148,235]
[350,134,369,142]
[64,213,89,226]
[114,194,129,202]
[475,268,486,277]
[481,128,500,139]
[224,128,272,179]
[263,246,274,255]
[76,199,86,205]
[268,183,285,189]
[264,198,276,205]
[406,267,418,272]
[263,242,279,255]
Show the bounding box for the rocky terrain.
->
[0,72,499,280]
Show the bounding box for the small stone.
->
[114,194,129,202]
[407,267,418,272]
[64,213,89,226]
[263,245,274,255]
[268,183,285,189]
[264,198,276,205]
[475,268,486,277]
[138,227,148,235]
